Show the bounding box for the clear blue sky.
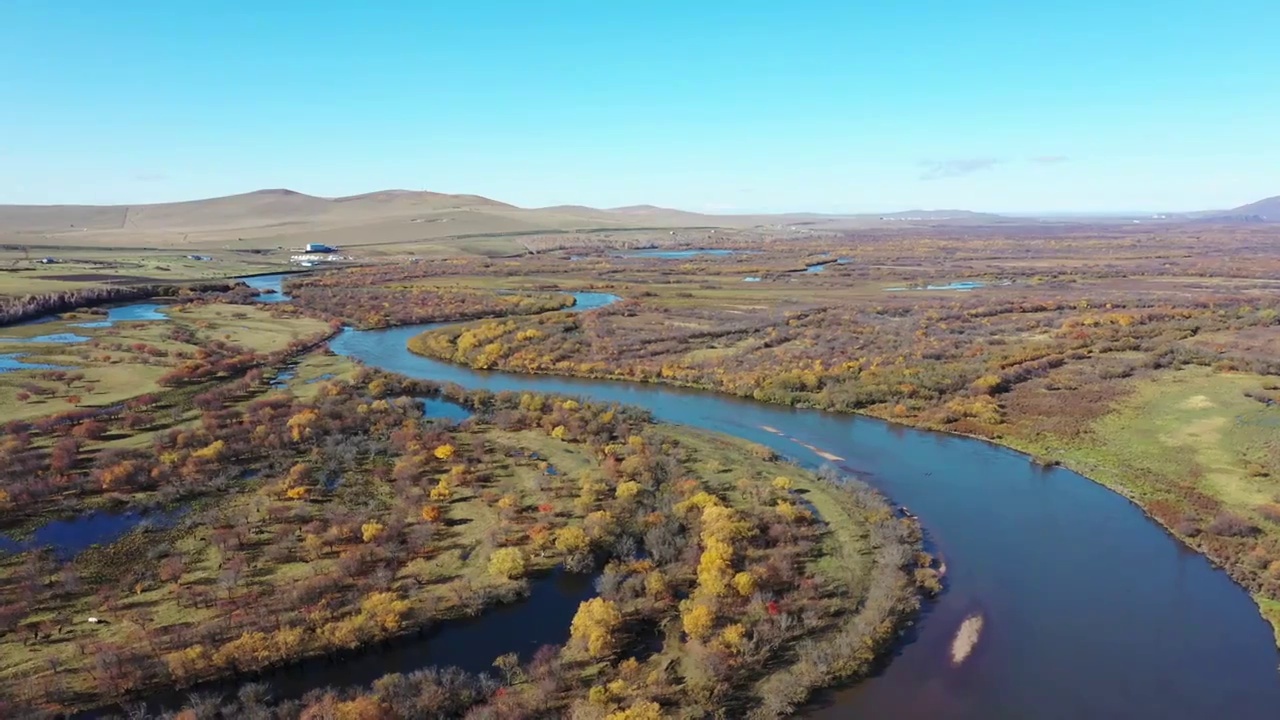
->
[2,1,1277,213]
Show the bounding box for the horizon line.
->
[0,186,1261,218]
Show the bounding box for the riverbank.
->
[407,327,1280,645]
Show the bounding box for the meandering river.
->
[43,275,1280,717]
[326,289,1280,719]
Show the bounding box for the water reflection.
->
[0,508,183,560]
[0,352,68,373]
[71,303,169,327]
[241,273,293,303]
[0,332,91,344]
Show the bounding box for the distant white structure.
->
[291,254,349,265]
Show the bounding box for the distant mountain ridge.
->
[2,188,1275,249]
[1229,195,1280,220]
[0,188,1025,244]
[0,189,522,235]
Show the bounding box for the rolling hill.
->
[1229,195,1280,220]
[0,188,1031,250]
[0,189,741,249]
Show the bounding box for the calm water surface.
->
[326,293,1280,720]
[72,303,169,327]
[887,281,988,292]
[241,273,294,302]
[0,508,182,560]
[420,396,474,422]
[0,352,67,373]
[0,331,91,344]
[127,571,595,715]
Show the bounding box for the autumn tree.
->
[680,601,715,641]
[488,547,527,579]
[556,526,590,554]
[288,409,320,443]
[361,521,386,543]
[429,479,453,501]
[361,591,410,632]
[606,701,665,720]
[569,597,622,659]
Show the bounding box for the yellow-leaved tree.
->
[680,601,715,641]
[488,547,527,579]
[556,526,590,554]
[429,478,453,501]
[696,537,734,597]
[616,481,642,500]
[287,409,319,443]
[605,701,664,720]
[570,597,622,658]
[361,591,410,632]
[360,521,385,543]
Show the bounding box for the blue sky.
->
[2,1,1277,213]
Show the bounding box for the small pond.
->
[72,303,169,327]
[0,508,183,560]
[886,281,989,292]
[241,273,293,303]
[271,368,299,388]
[0,332,91,344]
[570,293,621,311]
[420,396,474,422]
[0,353,68,373]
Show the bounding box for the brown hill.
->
[0,188,1026,250]
[1230,195,1280,220]
[0,189,752,249]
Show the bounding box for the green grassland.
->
[1013,367,1280,641]
[0,247,289,294]
[0,304,331,426]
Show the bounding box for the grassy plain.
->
[0,303,331,426]
[0,247,286,294]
